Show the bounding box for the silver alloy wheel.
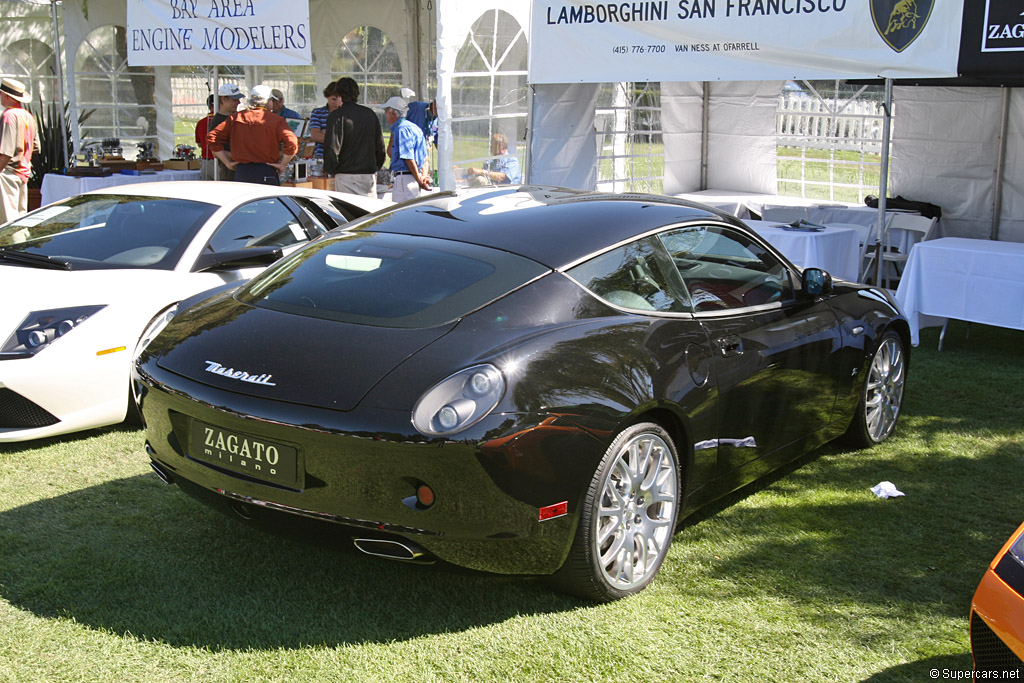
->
[595,432,678,591]
[864,336,906,442]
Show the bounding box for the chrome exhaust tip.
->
[149,460,173,485]
[352,537,433,563]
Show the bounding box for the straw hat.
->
[0,77,30,103]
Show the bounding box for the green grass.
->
[2,320,1022,682]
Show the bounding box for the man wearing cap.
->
[0,78,39,222]
[208,85,298,186]
[200,83,244,181]
[269,89,301,120]
[323,77,385,198]
[384,96,430,202]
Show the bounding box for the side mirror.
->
[193,246,283,272]
[802,268,833,297]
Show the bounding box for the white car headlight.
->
[133,304,178,362]
[412,364,505,437]
[1,305,106,358]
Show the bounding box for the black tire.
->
[548,421,681,602]
[845,329,907,448]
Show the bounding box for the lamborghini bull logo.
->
[871,0,934,52]
[886,0,920,34]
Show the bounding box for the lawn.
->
[1,320,1022,682]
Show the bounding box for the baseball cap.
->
[270,88,284,101]
[382,96,408,114]
[250,84,273,102]
[218,83,244,99]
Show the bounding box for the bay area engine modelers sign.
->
[127,0,312,66]
[528,0,964,83]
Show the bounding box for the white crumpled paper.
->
[870,481,905,499]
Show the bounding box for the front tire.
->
[846,329,906,447]
[550,422,680,601]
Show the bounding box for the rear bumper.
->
[135,361,609,575]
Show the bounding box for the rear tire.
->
[548,422,680,601]
[845,330,906,448]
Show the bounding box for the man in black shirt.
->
[323,78,386,198]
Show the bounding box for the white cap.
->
[382,96,408,115]
[401,87,416,100]
[249,84,273,105]
[217,83,244,99]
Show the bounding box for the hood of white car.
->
[0,264,224,338]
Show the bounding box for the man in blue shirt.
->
[309,81,341,158]
[383,96,431,202]
[468,133,521,185]
[269,89,301,120]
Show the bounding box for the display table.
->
[41,169,203,206]
[895,237,1024,347]
[676,189,849,219]
[745,219,861,282]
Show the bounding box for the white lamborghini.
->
[0,181,388,442]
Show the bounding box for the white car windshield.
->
[0,194,217,270]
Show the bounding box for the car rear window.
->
[237,232,549,328]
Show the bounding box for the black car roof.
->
[351,186,739,269]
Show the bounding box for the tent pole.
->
[51,0,69,170]
[874,78,892,288]
[991,86,1010,241]
[700,81,709,190]
[212,69,219,181]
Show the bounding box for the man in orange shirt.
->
[0,78,39,222]
[208,85,297,186]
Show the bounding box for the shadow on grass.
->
[860,653,973,682]
[0,422,142,455]
[0,472,581,650]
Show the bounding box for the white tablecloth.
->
[746,219,861,282]
[41,169,203,206]
[895,237,1024,346]
[676,189,832,219]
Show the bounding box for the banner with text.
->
[529,0,964,83]
[127,0,312,66]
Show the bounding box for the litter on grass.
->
[871,481,905,499]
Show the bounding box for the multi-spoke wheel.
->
[846,330,907,447]
[550,422,680,601]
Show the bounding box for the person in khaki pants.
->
[0,78,39,222]
[323,78,385,198]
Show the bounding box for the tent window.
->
[1,38,59,105]
[452,10,528,187]
[332,26,403,110]
[75,26,156,156]
[595,81,663,194]
[776,80,889,204]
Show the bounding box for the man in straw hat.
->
[0,77,39,222]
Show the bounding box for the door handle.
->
[713,335,743,357]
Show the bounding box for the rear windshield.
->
[237,232,549,328]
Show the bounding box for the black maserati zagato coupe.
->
[133,186,908,601]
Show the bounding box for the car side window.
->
[659,225,793,312]
[567,237,689,313]
[206,198,308,253]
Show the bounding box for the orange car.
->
[971,521,1024,675]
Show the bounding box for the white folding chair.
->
[872,214,938,289]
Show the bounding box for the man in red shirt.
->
[208,85,297,185]
[0,78,39,222]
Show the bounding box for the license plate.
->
[189,420,299,489]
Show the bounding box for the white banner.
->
[127,0,312,66]
[529,0,963,83]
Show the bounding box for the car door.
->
[190,197,326,283]
[657,223,842,473]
